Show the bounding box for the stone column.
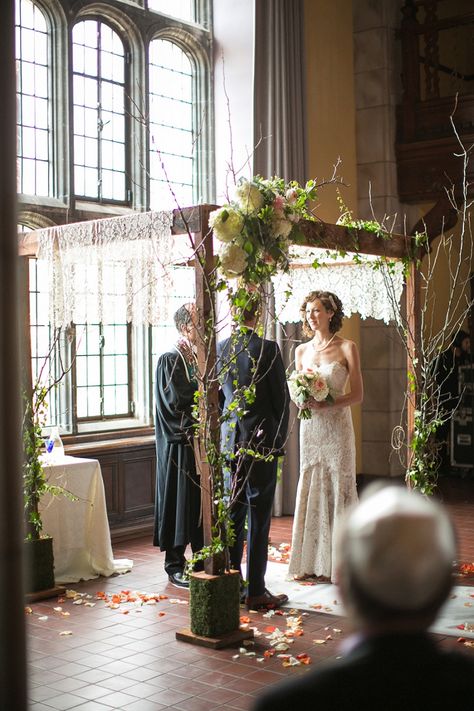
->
[353,0,408,478]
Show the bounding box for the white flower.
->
[209,206,244,242]
[288,211,301,223]
[286,188,298,204]
[234,180,264,215]
[272,218,293,239]
[219,243,248,277]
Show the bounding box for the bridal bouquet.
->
[287,369,333,420]
[209,175,317,282]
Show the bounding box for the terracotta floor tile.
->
[122,680,167,699]
[66,684,112,702]
[72,701,121,710]
[197,686,243,704]
[72,669,114,685]
[94,676,135,693]
[222,676,262,693]
[147,687,194,706]
[157,672,204,690]
[171,696,222,711]
[28,685,64,703]
[121,666,163,683]
[36,692,87,709]
[47,678,88,694]
[223,696,256,711]
[123,701,168,711]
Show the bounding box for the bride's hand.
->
[308,398,328,410]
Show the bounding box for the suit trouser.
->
[164,528,204,575]
[229,457,277,598]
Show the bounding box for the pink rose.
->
[273,194,285,216]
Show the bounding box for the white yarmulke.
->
[344,486,456,610]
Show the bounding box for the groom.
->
[217,293,290,610]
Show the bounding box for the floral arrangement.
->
[209,176,317,283]
[287,369,334,419]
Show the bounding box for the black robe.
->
[153,347,202,551]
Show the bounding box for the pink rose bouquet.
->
[287,368,334,419]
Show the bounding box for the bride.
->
[288,290,363,583]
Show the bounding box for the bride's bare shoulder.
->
[295,341,311,354]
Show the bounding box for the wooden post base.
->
[176,626,254,649]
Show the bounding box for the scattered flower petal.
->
[282,656,301,667]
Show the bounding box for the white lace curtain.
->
[273,255,405,325]
[36,210,195,327]
[35,213,404,328]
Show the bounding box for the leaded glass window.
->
[72,19,128,202]
[15,0,51,196]
[149,40,194,209]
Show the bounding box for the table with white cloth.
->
[39,455,132,584]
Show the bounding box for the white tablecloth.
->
[40,455,132,584]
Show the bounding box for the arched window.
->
[15,0,51,196]
[72,19,128,202]
[148,39,195,209]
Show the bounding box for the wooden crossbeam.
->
[299,219,414,259]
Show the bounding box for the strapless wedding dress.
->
[288,360,357,582]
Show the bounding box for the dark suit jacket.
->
[217,330,290,457]
[252,632,474,711]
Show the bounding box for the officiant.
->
[153,303,203,588]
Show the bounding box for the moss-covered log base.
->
[176,570,253,648]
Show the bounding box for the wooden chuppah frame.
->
[20,204,427,570]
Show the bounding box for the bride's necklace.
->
[312,333,336,352]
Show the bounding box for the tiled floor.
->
[26,478,474,710]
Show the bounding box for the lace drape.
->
[273,251,404,324]
[37,211,195,327]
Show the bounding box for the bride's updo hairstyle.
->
[300,290,344,337]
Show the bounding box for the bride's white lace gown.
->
[288,359,358,582]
